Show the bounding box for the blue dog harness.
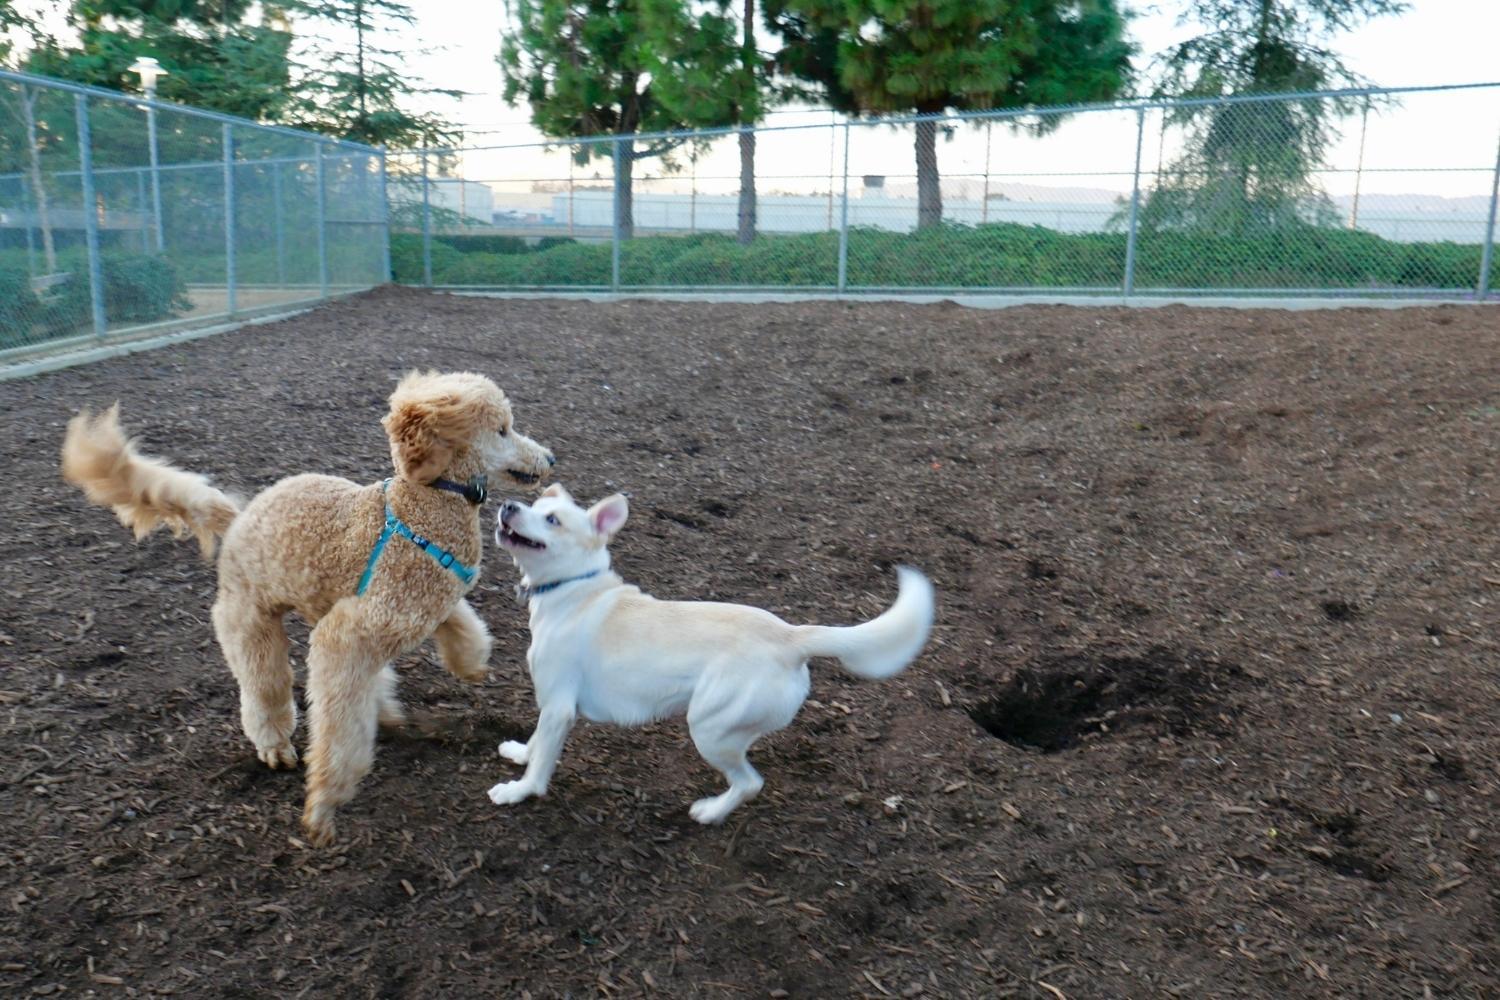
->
[356,479,477,596]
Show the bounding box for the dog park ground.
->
[2,287,1497,998]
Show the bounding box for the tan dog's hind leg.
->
[433,599,491,683]
[301,598,389,847]
[213,596,298,770]
[375,664,405,728]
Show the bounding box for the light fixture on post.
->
[128,56,167,251]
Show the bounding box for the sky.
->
[400,1,1500,137]
[373,0,1500,213]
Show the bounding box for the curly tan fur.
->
[60,372,554,846]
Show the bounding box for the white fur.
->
[487,485,936,824]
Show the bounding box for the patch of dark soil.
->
[1322,599,1360,622]
[968,647,1237,752]
[1308,847,1398,883]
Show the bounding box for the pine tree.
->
[501,0,749,240]
[285,0,461,148]
[1142,0,1408,233]
[767,0,1132,229]
[24,1,297,122]
[641,0,767,243]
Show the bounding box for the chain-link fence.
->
[0,69,387,358]
[393,82,1500,299]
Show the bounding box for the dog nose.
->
[500,500,520,523]
[546,452,556,468]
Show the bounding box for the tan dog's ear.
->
[587,493,629,540]
[383,398,452,483]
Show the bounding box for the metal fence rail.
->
[391,82,1500,300]
[0,68,388,359]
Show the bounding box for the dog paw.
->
[689,796,735,825]
[257,742,298,770]
[497,740,530,765]
[487,780,536,805]
[301,808,336,848]
[450,662,490,684]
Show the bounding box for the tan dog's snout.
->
[499,431,555,487]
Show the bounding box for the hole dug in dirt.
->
[968,647,1237,753]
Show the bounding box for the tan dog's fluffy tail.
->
[61,405,240,559]
[793,567,935,679]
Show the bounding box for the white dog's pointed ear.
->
[587,493,629,540]
[542,483,572,501]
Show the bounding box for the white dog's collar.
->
[514,569,604,606]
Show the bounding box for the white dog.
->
[487,484,935,824]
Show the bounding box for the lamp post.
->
[128,56,167,252]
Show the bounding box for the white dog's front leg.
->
[488,705,574,805]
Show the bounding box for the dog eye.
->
[545,514,560,526]
[498,426,508,437]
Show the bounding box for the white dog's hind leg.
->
[488,705,574,805]
[687,724,765,825]
[685,660,807,824]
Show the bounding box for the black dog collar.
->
[431,475,488,506]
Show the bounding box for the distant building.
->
[426,179,494,224]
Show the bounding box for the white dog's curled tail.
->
[61,404,240,559]
[793,566,936,679]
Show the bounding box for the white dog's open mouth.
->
[498,525,545,550]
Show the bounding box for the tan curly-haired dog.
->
[61,371,554,845]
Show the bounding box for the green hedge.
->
[0,250,189,351]
[393,222,1486,292]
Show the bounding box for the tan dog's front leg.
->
[433,599,491,683]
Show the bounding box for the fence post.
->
[611,136,622,294]
[1122,106,1146,298]
[378,147,392,283]
[1479,127,1500,301]
[135,169,148,252]
[222,124,237,316]
[268,162,286,287]
[145,96,164,251]
[836,121,851,293]
[420,149,432,287]
[74,94,106,338]
[315,143,329,298]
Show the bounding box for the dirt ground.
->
[3,287,1499,998]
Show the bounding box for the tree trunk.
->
[915,117,942,230]
[21,89,57,273]
[614,137,634,241]
[736,0,756,245]
[737,128,756,245]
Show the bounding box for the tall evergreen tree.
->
[501,0,747,239]
[767,0,1132,228]
[1143,0,1407,234]
[641,0,767,243]
[24,1,297,122]
[285,0,461,148]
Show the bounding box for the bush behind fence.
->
[392,82,1500,298]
